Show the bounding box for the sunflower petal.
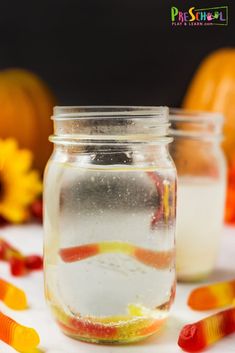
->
[0,138,42,223]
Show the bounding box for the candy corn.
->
[59,241,174,270]
[0,311,40,351]
[178,308,235,352]
[188,279,235,310]
[0,278,27,310]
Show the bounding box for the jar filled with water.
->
[43,106,176,344]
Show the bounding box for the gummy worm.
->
[188,279,235,310]
[0,278,27,310]
[0,238,22,261]
[0,238,43,276]
[147,171,164,228]
[53,304,165,342]
[59,241,174,270]
[0,311,40,351]
[178,307,235,352]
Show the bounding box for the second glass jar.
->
[169,109,226,282]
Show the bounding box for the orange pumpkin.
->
[0,69,55,172]
[183,48,235,163]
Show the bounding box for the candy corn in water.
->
[188,279,235,310]
[0,311,40,351]
[0,278,27,310]
[178,308,235,352]
[59,241,174,270]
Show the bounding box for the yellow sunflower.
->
[0,138,42,223]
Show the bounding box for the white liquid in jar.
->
[176,177,226,281]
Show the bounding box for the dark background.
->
[0,0,234,106]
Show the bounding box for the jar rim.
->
[50,106,171,145]
[52,106,168,120]
[169,108,223,123]
[169,108,223,140]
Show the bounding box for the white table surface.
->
[0,224,234,353]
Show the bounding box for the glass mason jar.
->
[43,106,176,344]
[169,109,227,282]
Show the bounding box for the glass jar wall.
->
[43,106,176,344]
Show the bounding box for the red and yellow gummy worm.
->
[0,238,22,261]
[0,311,40,351]
[53,303,165,342]
[59,241,174,270]
[147,172,164,228]
[0,278,27,310]
[58,315,164,342]
[0,238,43,276]
[188,279,235,310]
[178,307,235,352]
[147,172,175,227]
[0,237,27,276]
